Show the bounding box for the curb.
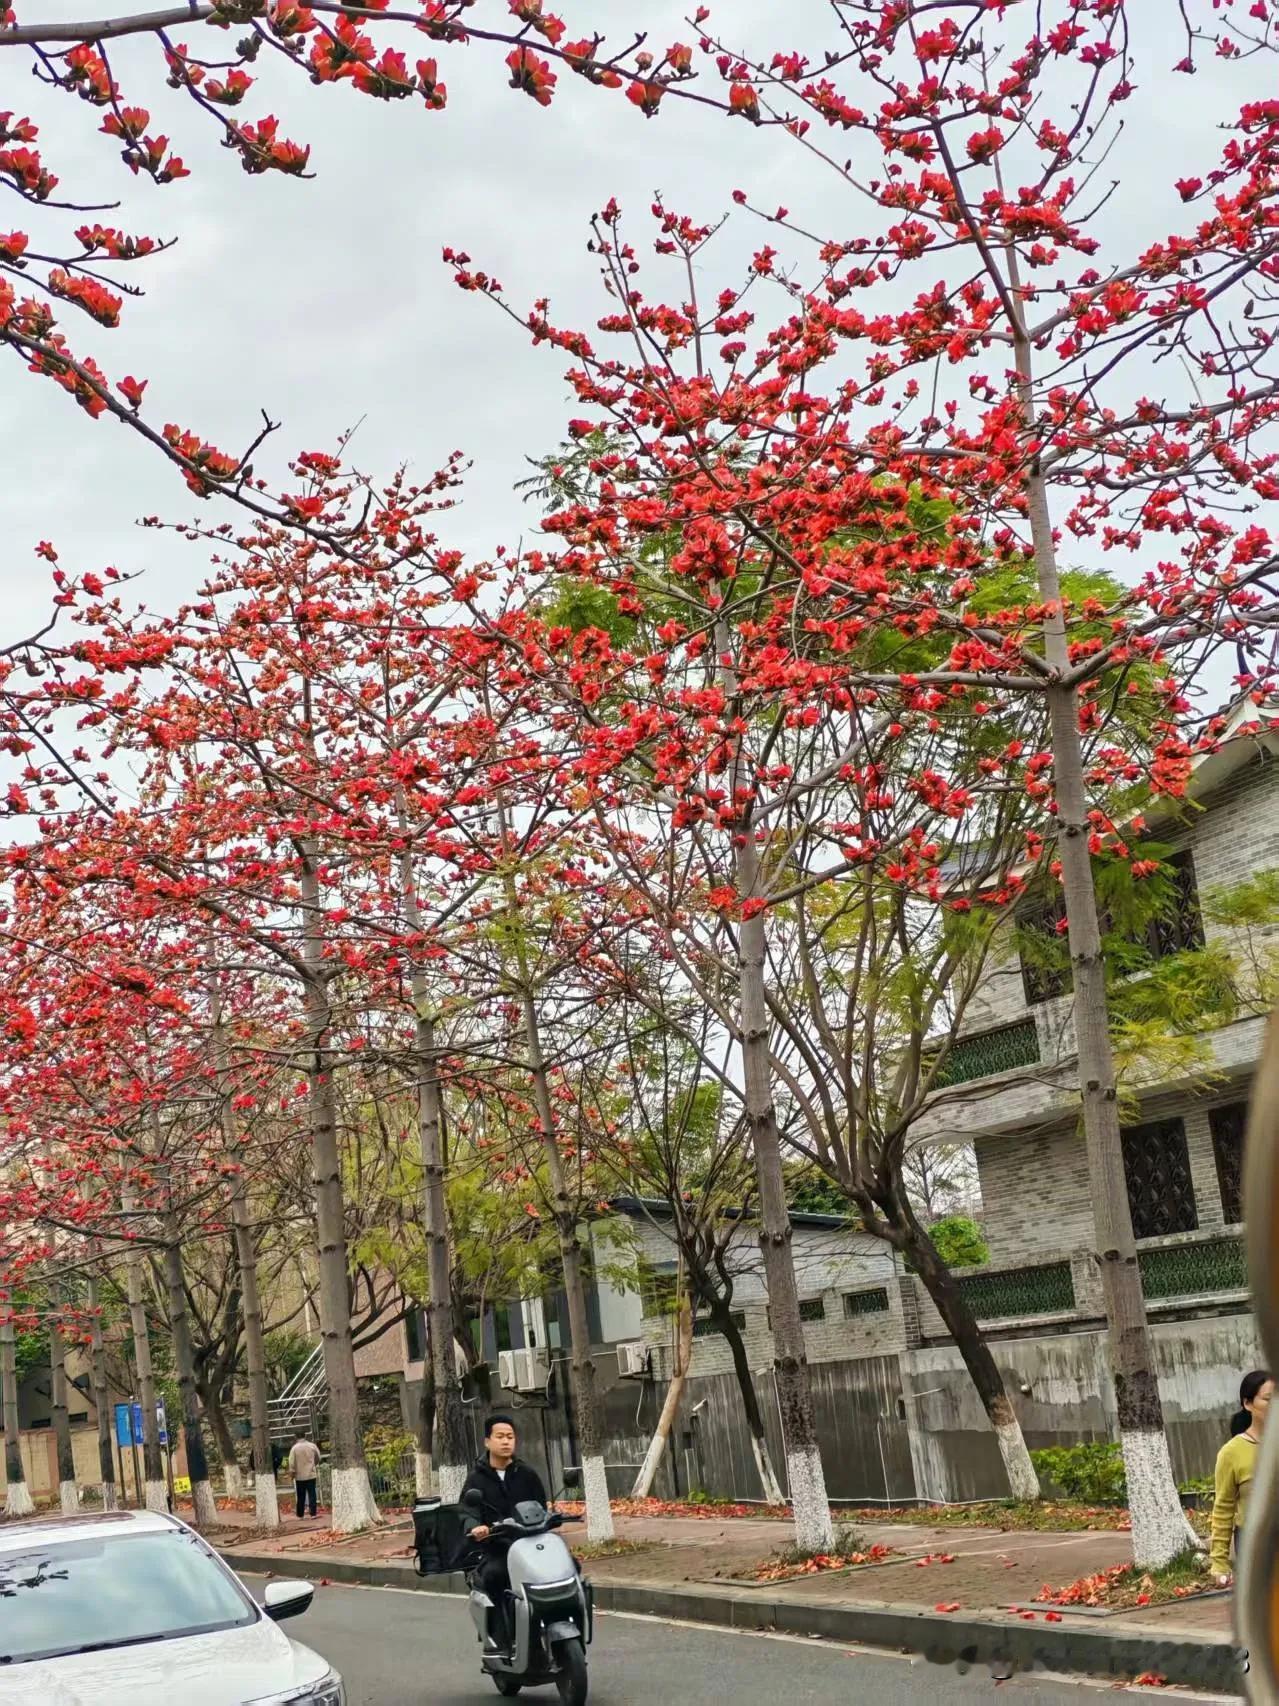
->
[222,1550,1247,1693]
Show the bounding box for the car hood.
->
[0,1615,331,1706]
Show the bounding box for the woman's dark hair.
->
[1230,1369,1271,1436]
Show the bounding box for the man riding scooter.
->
[461,1414,552,1649]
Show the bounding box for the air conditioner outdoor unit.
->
[498,1347,550,1394]
[616,1341,651,1380]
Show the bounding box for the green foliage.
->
[14,1322,49,1384]
[928,1216,989,1269]
[362,1424,416,1478]
[540,578,637,646]
[263,1329,315,1393]
[1030,1441,1127,1505]
[784,1164,851,1218]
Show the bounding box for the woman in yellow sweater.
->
[1209,1368,1272,1586]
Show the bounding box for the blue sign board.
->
[114,1400,169,1448]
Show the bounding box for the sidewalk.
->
[216,1504,1243,1692]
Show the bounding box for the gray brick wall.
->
[973,1092,1248,1272]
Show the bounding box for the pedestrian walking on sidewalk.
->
[1209,1369,1272,1585]
[289,1430,322,1520]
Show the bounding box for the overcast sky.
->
[2,0,1270,656]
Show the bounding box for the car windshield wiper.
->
[70,1632,174,1656]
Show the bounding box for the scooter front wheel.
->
[491,1678,522,1697]
[553,1637,588,1706]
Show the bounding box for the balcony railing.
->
[957,1260,1076,1320]
[1138,1233,1247,1301]
[932,1019,1040,1088]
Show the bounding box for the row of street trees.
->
[2,1,1278,1566]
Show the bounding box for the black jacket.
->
[460,1454,548,1525]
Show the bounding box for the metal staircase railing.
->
[267,1341,327,1442]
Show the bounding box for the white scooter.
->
[461,1476,593,1704]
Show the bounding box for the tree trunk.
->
[735,832,834,1550]
[632,1288,692,1500]
[1016,334,1197,1564]
[199,1374,240,1495]
[412,998,467,1501]
[523,992,614,1542]
[299,843,379,1532]
[87,1277,118,1510]
[50,1302,79,1513]
[161,1220,217,1529]
[0,1314,33,1517]
[714,608,833,1550]
[717,1303,786,1505]
[415,1356,436,1499]
[209,959,279,1527]
[904,1220,1039,1501]
[123,1188,168,1512]
[396,798,468,1502]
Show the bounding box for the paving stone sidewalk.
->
[214,1504,1235,1643]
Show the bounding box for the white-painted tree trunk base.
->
[751,1432,786,1506]
[59,1480,80,1515]
[4,1480,34,1518]
[192,1478,219,1529]
[1121,1429,1195,1568]
[330,1465,381,1534]
[995,1419,1041,1502]
[145,1480,169,1514]
[255,1474,280,1530]
[415,1452,434,1500]
[437,1461,467,1504]
[583,1455,614,1543]
[630,1429,669,1500]
[223,1463,244,1498]
[787,1446,834,1552]
[101,1480,119,1512]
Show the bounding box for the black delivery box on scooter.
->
[412,1498,474,1576]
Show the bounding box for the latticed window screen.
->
[843,1287,890,1317]
[693,1310,745,1338]
[799,1297,826,1322]
[1019,888,1070,1004]
[1209,1102,1247,1225]
[1018,849,1203,1005]
[1138,1235,1247,1300]
[1146,851,1205,960]
[933,1019,1040,1087]
[958,1261,1075,1320]
[1121,1117,1199,1239]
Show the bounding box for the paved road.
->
[243,1576,1226,1705]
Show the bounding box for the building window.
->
[1209,1102,1247,1225]
[799,1298,826,1323]
[1018,850,1204,1005]
[693,1310,745,1338]
[638,1262,678,1319]
[1121,1117,1199,1239]
[405,1306,426,1364]
[843,1287,890,1317]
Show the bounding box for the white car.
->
[0,1507,343,1705]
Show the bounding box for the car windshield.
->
[0,1528,258,1664]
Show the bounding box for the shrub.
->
[363,1424,416,1479]
[1030,1441,1127,1505]
[929,1215,989,1269]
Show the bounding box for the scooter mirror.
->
[560,1464,581,1490]
[461,1488,485,1512]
